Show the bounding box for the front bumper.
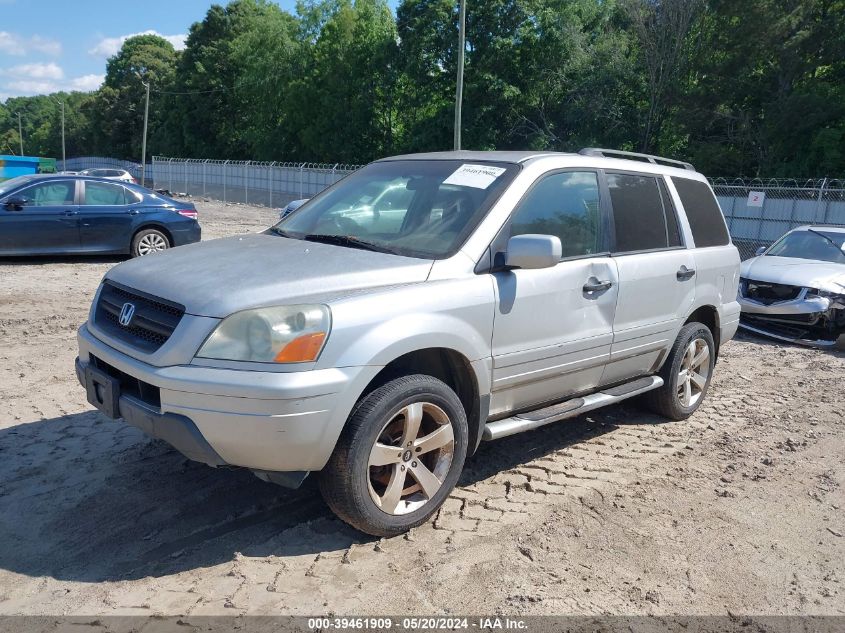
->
[737,289,843,347]
[76,323,381,472]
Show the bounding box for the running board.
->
[482,375,664,441]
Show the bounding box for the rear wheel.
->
[643,322,715,420]
[131,228,170,257]
[319,374,468,537]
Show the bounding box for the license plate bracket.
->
[84,365,121,418]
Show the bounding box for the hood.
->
[105,234,434,317]
[740,256,845,293]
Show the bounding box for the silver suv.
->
[76,149,741,536]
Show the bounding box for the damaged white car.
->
[738,226,845,348]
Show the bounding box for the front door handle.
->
[583,278,613,293]
[677,266,696,281]
[128,209,140,215]
[63,209,78,216]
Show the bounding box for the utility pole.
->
[52,98,66,166]
[17,112,24,155]
[453,0,466,150]
[140,80,150,187]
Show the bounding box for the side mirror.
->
[4,195,28,210]
[755,246,766,257]
[505,234,562,270]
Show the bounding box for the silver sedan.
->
[738,226,845,348]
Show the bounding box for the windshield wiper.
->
[807,228,844,253]
[303,234,396,254]
[269,226,293,237]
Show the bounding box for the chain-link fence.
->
[58,157,153,186]
[63,156,844,261]
[710,178,845,259]
[151,157,362,208]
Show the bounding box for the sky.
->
[0,0,399,101]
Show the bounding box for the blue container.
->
[0,155,43,181]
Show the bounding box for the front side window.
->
[84,181,127,205]
[20,181,75,206]
[508,171,602,258]
[766,229,845,264]
[273,160,519,259]
[607,173,670,252]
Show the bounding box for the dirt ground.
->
[0,198,843,617]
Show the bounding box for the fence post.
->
[203,159,208,197]
[245,161,250,205]
[168,158,174,193]
[223,160,229,203]
[185,161,189,196]
[299,163,305,198]
[816,177,829,224]
[269,162,276,208]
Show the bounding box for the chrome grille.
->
[94,281,184,352]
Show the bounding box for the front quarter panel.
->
[318,276,495,384]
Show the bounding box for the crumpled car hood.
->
[105,233,434,317]
[740,256,845,293]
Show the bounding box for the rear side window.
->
[658,178,682,247]
[84,181,127,205]
[671,177,730,247]
[607,173,670,252]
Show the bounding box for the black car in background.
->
[0,174,200,257]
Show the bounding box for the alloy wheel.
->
[367,402,455,515]
[137,233,168,255]
[676,337,711,408]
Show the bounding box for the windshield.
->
[0,175,38,196]
[766,229,845,264]
[271,159,519,259]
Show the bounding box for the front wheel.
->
[643,322,715,421]
[131,228,170,257]
[319,374,468,537]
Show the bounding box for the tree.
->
[85,34,179,160]
[286,0,401,163]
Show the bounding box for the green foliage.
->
[1,0,843,177]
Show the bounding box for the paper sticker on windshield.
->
[443,164,507,189]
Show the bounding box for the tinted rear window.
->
[607,173,669,252]
[672,177,730,247]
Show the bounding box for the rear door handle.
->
[63,210,78,216]
[677,266,696,281]
[583,278,613,293]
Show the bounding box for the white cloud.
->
[0,31,62,57]
[68,74,104,91]
[1,62,64,80]
[0,62,104,98]
[89,30,187,57]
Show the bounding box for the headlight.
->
[197,305,330,363]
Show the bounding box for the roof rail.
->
[578,148,695,171]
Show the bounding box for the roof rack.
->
[578,148,695,171]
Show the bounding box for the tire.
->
[131,228,170,257]
[319,374,469,537]
[642,322,715,421]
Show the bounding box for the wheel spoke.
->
[691,346,710,370]
[369,442,402,467]
[676,368,688,389]
[400,403,423,445]
[378,465,406,514]
[409,462,442,500]
[690,371,707,391]
[682,377,692,406]
[414,424,454,456]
